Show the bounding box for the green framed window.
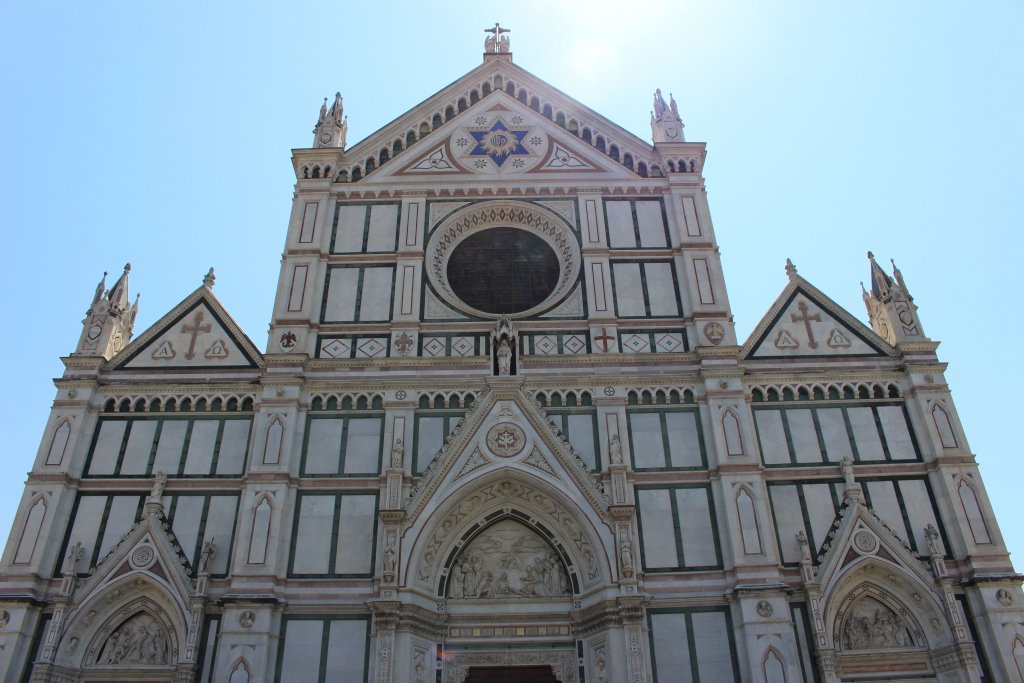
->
[288,492,378,578]
[301,413,384,477]
[648,606,741,682]
[635,485,721,571]
[610,259,683,318]
[85,416,252,478]
[275,615,370,682]
[330,202,401,254]
[321,264,396,323]
[603,198,671,248]
[753,401,921,466]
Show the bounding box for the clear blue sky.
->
[2,1,1022,567]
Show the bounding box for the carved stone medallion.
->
[129,545,156,570]
[756,600,773,618]
[703,322,725,345]
[485,423,526,458]
[853,530,878,554]
[996,588,1013,607]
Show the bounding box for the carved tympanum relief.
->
[840,597,913,651]
[448,520,569,599]
[97,612,170,665]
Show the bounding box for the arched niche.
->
[54,574,189,676]
[440,516,576,599]
[825,568,953,657]
[405,472,611,594]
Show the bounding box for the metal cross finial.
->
[484,23,511,54]
[485,22,510,38]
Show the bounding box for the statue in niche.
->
[448,520,570,599]
[491,317,517,376]
[841,597,913,650]
[98,612,170,665]
[619,529,635,577]
[391,437,405,469]
[608,434,623,465]
[497,339,512,376]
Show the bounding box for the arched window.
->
[555,112,566,127]
[542,103,553,118]
[481,82,491,96]
[582,128,592,143]
[470,89,479,104]
[406,131,416,146]
[458,98,468,112]
[419,122,429,137]
[393,140,403,155]
[609,145,620,162]
[365,158,376,173]
[445,105,455,121]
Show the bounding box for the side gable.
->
[112,284,263,370]
[742,276,895,360]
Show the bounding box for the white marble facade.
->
[2,35,1023,683]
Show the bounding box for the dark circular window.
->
[446,228,560,315]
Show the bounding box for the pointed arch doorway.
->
[464,665,559,683]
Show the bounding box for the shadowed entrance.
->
[463,665,560,683]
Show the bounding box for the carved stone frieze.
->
[445,649,577,683]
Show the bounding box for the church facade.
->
[2,31,1023,683]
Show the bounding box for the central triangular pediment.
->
[361,94,642,183]
[340,59,666,184]
[405,380,607,522]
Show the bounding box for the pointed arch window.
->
[46,418,72,465]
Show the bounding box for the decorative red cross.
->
[181,310,212,360]
[594,328,615,352]
[790,300,821,349]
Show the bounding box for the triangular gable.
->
[112,285,263,370]
[405,380,608,523]
[810,493,937,593]
[363,94,641,184]
[742,276,895,360]
[342,58,668,182]
[73,506,196,594]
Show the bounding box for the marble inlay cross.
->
[182,310,212,360]
[594,328,615,352]
[791,300,821,349]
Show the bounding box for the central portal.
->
[464,665,560,683]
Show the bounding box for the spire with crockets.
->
[74,262,140,359]
[861,251,926,346]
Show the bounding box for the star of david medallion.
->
[485,422,526,458]
[469,120,530,167]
